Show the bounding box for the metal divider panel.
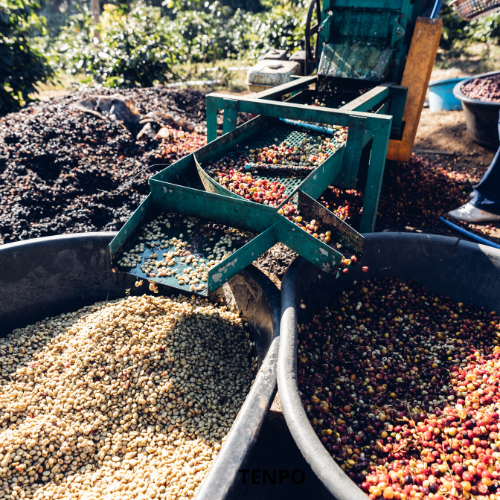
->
[275,214,343,276]
[207,226,277,293]
[297,190,363,258]
[194,154,240,199]
[272,191,363,278]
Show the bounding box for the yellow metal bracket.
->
[387,17,443,163]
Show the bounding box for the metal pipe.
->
[440,216,500,250]
[431,0,444,18]
[278,118,335,135]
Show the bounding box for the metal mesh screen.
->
[223,123,344,196]
[451,0,500,20]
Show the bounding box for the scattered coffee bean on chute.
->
[277,202,360,273]
[116,211,256,293]
[204,131,347,207]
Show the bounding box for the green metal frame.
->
[317,0,417,83]
[110,116,367,294]
[204,0,424,233]
[205,88,393,233]
[207,78,406,143]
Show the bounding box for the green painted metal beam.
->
[205,78,315,140]
[222,98,239,135]
[362,130,374,148]
[340,85,390,112]
[275,214,342,275]
[337,115,370,189]
[207,97,218,143]
[207,225,276,293]
[299,147,345,201]
[359,118,392,233]
[253,76,316,100]
[388,85,408,136]
[109,194,154,263]
[149,179,275,235]
[206,93,392,132]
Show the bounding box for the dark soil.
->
[0,87,249,245]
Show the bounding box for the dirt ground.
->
[415,108,495,165]
[414,108,500,243]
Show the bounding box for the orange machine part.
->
[387,17,443,163]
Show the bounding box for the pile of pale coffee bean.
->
[0,294,257,500]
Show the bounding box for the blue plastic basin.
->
[428,77,467,112]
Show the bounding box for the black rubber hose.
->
[431,0,444,18]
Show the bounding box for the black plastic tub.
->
[0,232,280,500]
[278,232,500,500]
[454,70,500,148]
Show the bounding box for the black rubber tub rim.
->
[0,232,281,500]
[278,255,367,500]
[453,69,500,106]
[277,232,500,500]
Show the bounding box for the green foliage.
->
[39,6,93,73]
[86,3,183,87]
[44,3,184,87]
[440,1,500,49]
[40,0,84,39]
[464,12,500,45]
[39,0,306,88]
[234,4,305,61]
[439,3,467,50]
[167,3,304,63]
[0,0,54,115]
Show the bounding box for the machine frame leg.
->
[360,120,392,233]
[207,97,218,143]
[222,99,239,136]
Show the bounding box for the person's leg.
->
[470,147,500,216]
[448,111,500,222]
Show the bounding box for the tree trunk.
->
[92,0,100,39]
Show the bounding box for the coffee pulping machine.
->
[110,0,443,295]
